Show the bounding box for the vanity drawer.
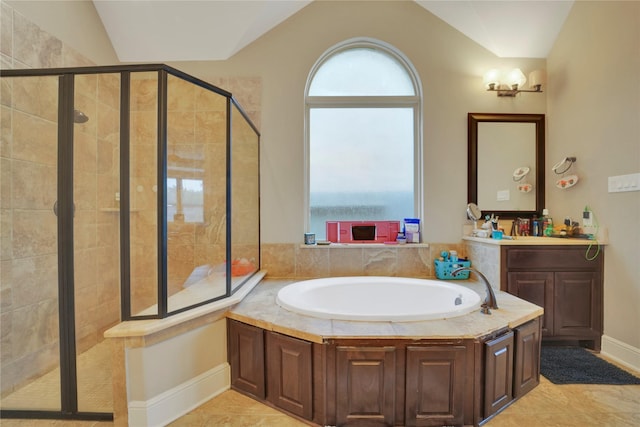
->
[505,246,602,271]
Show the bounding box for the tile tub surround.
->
[226,278,543,343]
[261,242,470,279]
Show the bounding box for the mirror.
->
[468,113,545,218]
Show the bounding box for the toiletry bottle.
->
[541,209,551,237]
[544,217,554,237]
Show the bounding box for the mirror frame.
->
[467,113,545,219]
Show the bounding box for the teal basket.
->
[434,260,471,280]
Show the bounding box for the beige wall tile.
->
[168,111,195,144]
[12,12,62,68]
[12,75,58,122]
[12,111,57,165]
[74,170,97,210]
[12,210,56,258]
[295,246,329,278]
[130,75,158,111]
[195,111,226,144]
[261,243,295,278]
[98,73,120,109]
[11,299,58,357]
[363,247,398,276]
[168,75,196,111]
[11,254,57,309]
[0,157,11,209]
[397,246,433,278]
[0,2,12,57]
[0,209,11,260]
[0,106,12,157]
[329,247,364,276]
[11,159,56,210]
[74,130,98,174]
[0,64,12,106]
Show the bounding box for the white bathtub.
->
[276,276,482,321]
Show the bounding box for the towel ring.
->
[552,157,576,175]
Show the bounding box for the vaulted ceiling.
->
[93,0,574,62]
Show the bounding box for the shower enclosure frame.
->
[0,64,261,421]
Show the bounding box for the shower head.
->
[73,109,89,124]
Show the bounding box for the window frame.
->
[303,38,424,235]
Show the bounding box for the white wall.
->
[547,1,640,355]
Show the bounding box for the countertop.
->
[226,278,544,344]
[463,235,606,246]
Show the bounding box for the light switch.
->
[608,173,640,193]
[497,190,510,201]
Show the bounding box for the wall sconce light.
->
[484,68,545,97]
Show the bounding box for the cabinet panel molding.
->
[266,331,313,419]
[335,346,397,426]
[484,332,514,417]
[405,345,466,427]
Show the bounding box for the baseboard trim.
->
[601,335,640,373]
[128,362,230,427]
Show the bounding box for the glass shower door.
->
[0,75,62,412]
[72,72,120,414]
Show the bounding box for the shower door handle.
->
[53,201,76,217]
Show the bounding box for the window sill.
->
[299,242,429,248]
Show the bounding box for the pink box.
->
[326,220,400,243]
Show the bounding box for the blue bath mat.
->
[540,346,640,385]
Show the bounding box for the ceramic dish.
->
[555,174,579,189]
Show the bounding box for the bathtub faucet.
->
[451,267,498,315]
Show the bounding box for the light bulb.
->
[529,70,545,90]
[483,69,501,89]
[506,68,526,89]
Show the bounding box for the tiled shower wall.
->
[0,0,264,396]
[0,0,124,396]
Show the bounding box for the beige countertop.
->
[463,235,606,246]
[226,278,544,344]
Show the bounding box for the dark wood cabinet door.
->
[553,271,602,339]
[513,318,541,398]
[405,345,467,427]
[228,319,265,399]
[335,346,396,426]
[484,332,514,418]
[507,271,554,335]
[266,331,313,420]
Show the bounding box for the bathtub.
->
[276,276,482,321]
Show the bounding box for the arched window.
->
[305,38,423,240]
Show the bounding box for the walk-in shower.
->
[0,64,260,421]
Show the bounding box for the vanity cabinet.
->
[501,245,603,350]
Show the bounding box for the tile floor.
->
[1,356,639,427]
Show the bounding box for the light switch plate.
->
[608,173,640,193]
[497,190,510,201]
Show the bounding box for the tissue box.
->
[404,218,420,243]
